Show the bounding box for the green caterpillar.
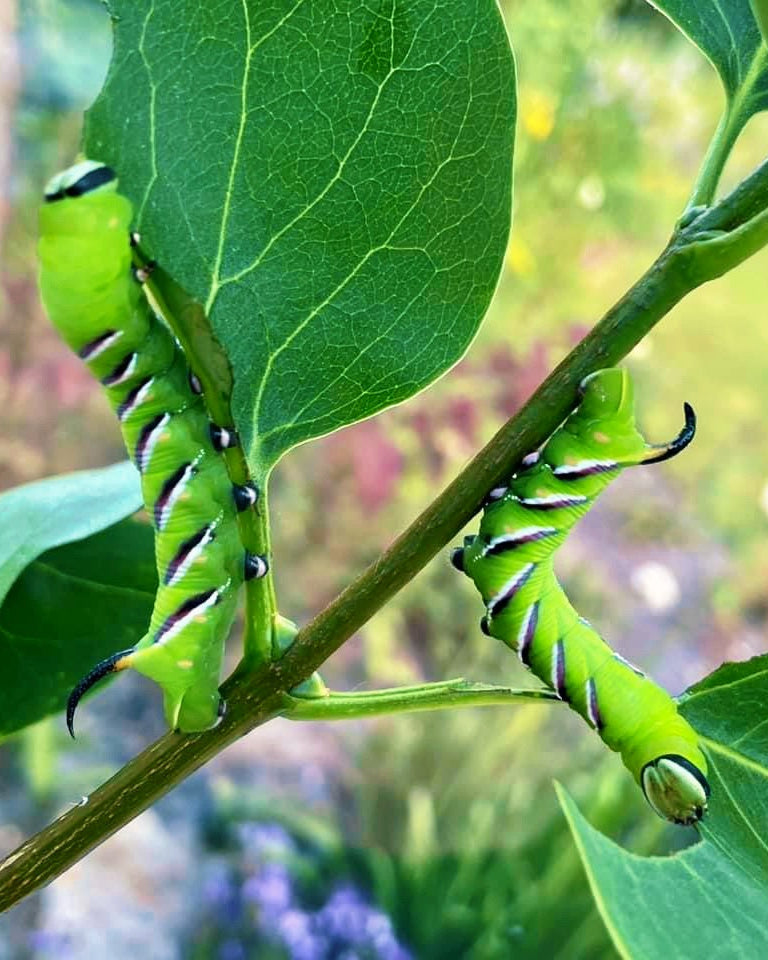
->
[38,160,266,734]
[451,369,710,825]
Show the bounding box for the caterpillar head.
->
[577,368,632,419]
[560,368,696,468]
[641,754,710,825]
[38,159,137,350]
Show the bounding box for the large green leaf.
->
[558,654,768,960]
[648,1,768,129]
[0,519,155,737]
[84,0,516,472]
[0,462,142,607]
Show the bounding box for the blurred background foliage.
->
[1,0,767,957]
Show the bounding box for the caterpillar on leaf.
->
[451,369,710,825]
[38,160,267,734]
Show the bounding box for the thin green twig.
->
[282,679,559,721]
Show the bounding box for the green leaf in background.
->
[84,0,516,472]
[0,519,155,737]
[557,653,768,960]
[749,0,768,46]
[0,461,142,607]
[648,0,768,202]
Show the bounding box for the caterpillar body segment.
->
[453,369,709,825]
[39,161,262,734]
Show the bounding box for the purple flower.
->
[315,887,412,960]
[363,910,412,960]
[243,861,294,918]
[202,861,241,925]
[275,908,328,960]
[237,822,295,865]
[317,886,369,943]
[218,940,247,960]
[28,929,74,958]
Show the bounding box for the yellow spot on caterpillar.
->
[593,430,611,444]
[176,659,194,669]
[115,656,132,672]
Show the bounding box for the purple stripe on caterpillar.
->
[154,461,197,529]
[483,527,558,556]
[117,377,153,421]
[154,588,222,645]
[135,413,170,473]
[517,601,539,666]
[552,459,619,480]
[164,523,217,586]
[79,329,122,361]
[516,493,589,510]
[102,352,138,387]
[487,562,535,619]
[551,640,568,701]
[585,677,603,730]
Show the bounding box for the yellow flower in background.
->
[506,235,536,276]
[520,89,557,141]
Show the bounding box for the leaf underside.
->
[0,519,155,736]
[0,462,142,608]
[84,0,517,472]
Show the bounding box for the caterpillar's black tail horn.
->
[639,402,696,465]
[66,649,134,738]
